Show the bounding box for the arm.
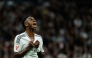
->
[14,45,33,58]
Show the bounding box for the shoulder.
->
[35,33,42,37]
[35,33,43,39]
[35,34,43,41]
[15,32,26,39]
[14,32,26,43]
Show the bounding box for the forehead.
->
[27,16,34,20]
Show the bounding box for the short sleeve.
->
[14,35,22,52]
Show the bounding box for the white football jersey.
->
[14,32,44,58]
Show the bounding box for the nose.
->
[33,19,36,22]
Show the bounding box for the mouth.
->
[32,22,37,28]
[33,23,36,25]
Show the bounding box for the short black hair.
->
[21,16,29,29]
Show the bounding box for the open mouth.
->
[33,23,36,25]
[32,22,37,28]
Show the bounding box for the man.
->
[14,16,44,58]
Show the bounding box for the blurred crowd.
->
[0,0,92,58]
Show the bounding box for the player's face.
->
[26,16,37,30]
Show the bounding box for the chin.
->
[33,28,36,30]
[33,28,37,30]
[32,26,37,30]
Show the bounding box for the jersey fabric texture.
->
[14,32,44,58]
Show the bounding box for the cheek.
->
[28,21,32,26]
[29,24,32,27]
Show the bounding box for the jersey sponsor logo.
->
[16,45,19,50]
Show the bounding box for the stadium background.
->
[0,0,92,58]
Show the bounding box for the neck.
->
[26,28,34,37]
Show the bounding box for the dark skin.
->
[14,16,44,58]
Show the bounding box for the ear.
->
[25,22,28,27]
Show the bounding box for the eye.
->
[29,18,32,21]
[30,18,32,20]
